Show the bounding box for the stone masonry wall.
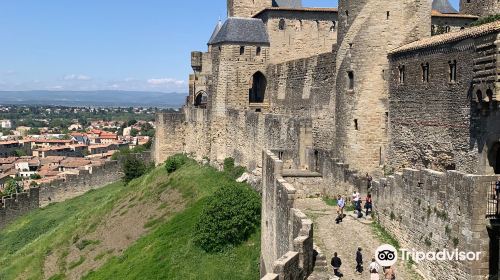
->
[38,160,122,206]
[460,0,500,17]
[335,0,432,175]
[372,169,494,280]
[260,150,316,279]
[153,112,186,164]
[0,188,39,230]
[256,10,338,64]
[387,32,500,175]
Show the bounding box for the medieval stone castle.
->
[154,0,500,279]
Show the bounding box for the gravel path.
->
[296,198,421,280]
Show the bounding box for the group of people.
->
[335,191,373,224]
[330,248,396,279]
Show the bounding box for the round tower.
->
[334,0,432,173]
[460,0,500,17]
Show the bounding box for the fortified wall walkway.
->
[294,198,423,280]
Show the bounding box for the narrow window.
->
[386,11,390,20]
[256,47,261,56]
[240,46,245,55]
[445,26,451,33]
[399,65,405,84]
[316,20,320,30]
[421,63,429,83]
[278,19,286,31]
[299,20,303,30]
[354,119,359,130]
[348,71,354,90]
[346,11,349,17]
[449,60,457,83]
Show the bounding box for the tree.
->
[130,128,139,137]
[127,119,137,126]
[14,149,27,157]
[4,179,21,196]
[122,155,147,182]
[30,173,42,180]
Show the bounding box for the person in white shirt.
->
[369,258,380,280]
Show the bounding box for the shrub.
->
[164,154,187,174]
[122,155,147,182]
[193,183,261,253]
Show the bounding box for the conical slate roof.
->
[208,20,223,45]
[209,17,270,45]
[272,0,302,8]
[432,0,458,14]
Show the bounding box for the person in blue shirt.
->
[336,195,345,224]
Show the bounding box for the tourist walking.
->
[365,193,373,216]
[384,266,396,280]
[366,173,373,191]
[355,247,363,274]
[331,252,343,278]
[369,258,380,280]
[336,195,345,224]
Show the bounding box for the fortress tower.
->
[227,0,272,17]
[460,0,500,17]
[334,0,432,174]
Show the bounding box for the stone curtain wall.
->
[0,159,123,230]
[260,150,317,279]
[373,169,495,280]
[460,0,500,17]
[387,32,500,175]
[256,10,338,65]
[38,160,122,206]
[0,188,39,229]
[153,112,186,164]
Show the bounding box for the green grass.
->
[371,221,400,249]
[0,158,260,280]
[83,198,260,280]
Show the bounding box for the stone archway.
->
[194,91,208,108]
[249,72,267,104]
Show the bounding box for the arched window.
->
[194,91,208,108]
[421,63,429,83]
[240,46,245,55]
[249,72,267,103]
[347,71,354,90]
[449,60,457,82]
[445,26,451,33]
[278,19,286,31]
[256,47,261,56]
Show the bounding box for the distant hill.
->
[0,91,187,108]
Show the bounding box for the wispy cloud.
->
[63,74,92,81]
[147,78,185,86]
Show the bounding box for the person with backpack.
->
[366,173,373,191]
[355,247,363,274]
[369,258,380,280]
[331,252,343,278]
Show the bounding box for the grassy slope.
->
[0,160,260,280]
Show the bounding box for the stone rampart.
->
[38,160,122,206]
[260,150,321,279]
[0,188,39,229]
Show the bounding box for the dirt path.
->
[296,198,421,280]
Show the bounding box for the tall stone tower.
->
[227,0,272,17]
[460,0,500,17]
[334,0,431,174]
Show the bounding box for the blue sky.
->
[0,0,460,93]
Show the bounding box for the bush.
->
[164,154,187,174]
[193,183,261,253]
[122,155,147,182]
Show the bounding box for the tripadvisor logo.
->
[375,244,482,265]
